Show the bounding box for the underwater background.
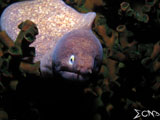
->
[0,0,160,120]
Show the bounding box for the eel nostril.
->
[77,66,81,71]
[88,69,92,74]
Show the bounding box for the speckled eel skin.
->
[0,0,103,80]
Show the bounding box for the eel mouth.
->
[59,70,90,81]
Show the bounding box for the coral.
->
[1,0,160,120]
[0,20,40,77]
[0,20,40,120]
[65,0,160,119]
[64,0,105,12]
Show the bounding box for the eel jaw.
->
[59,70,91,81]
[53,63,93,81]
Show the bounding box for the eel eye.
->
[69,55,75,65]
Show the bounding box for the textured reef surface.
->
[0,0,160,120]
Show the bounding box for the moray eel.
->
[0,0,103,80]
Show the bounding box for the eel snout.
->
[75,55,94,75]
